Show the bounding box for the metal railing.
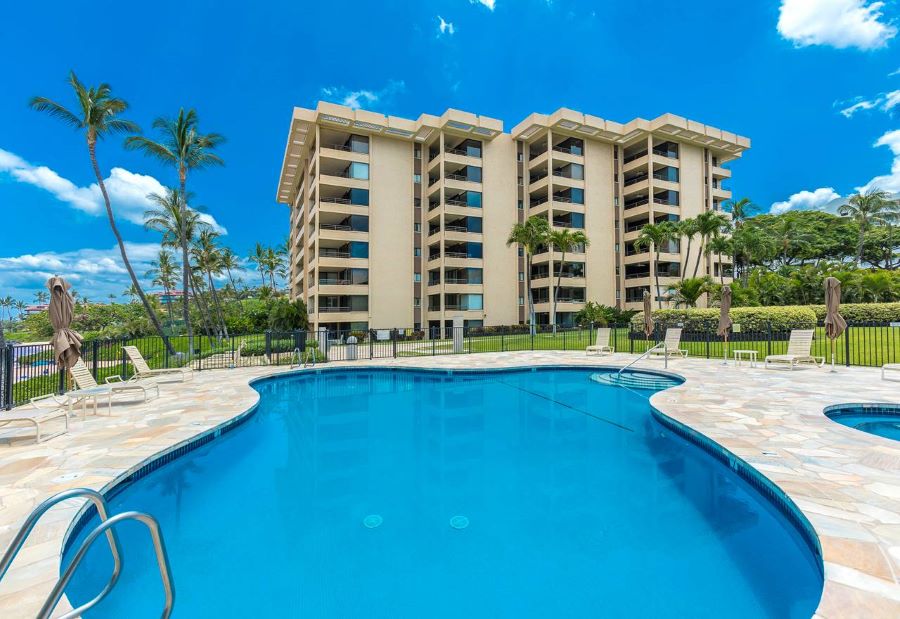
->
[618,341,668,376]
[0,488,175,619]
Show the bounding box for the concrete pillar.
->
[452,315,464,353]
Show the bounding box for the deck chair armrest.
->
[30,393,67,409]
[104,375,125,384]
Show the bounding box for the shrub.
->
[267,298,309,331]
[803,302,900,323]
[631,306,817,332]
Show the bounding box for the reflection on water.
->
[63,368,822,619]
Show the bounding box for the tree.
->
[33,291,49,305]
[125,108,225,353]
[723,197,756,277]
[838,188,900,266]
[693,211,730,278]
[547,227,589,332]
[219,248,244,304]
[146,250,179,324]
[675,218,698,282]
[506,216,550,333]
[30,71,174,354]
[192,229,229,337]
[634,222,677,308]
[707,235,732,284]
[268,297,309,331]
[249,243,268,289]
[669,277,711,308]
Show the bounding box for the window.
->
[414,297,421,307]
[518,297,524,306]
[465,141,482,158]
[518,272,525,281]
[414,247,421,257]
[615,243,620,253]
[466,242,483,259]
[349,188,369,206]
[414,145,421,160]
[349,162,369,180]
[570,188,584,204]
[569,163,584,180]
[466,191,482,208]
[414,272,421,282]
[466,167,482,183]
[518,247,524,257]
[414,223,421,233]
[467,217,483,233]
[349,135,369,154]
[413,173,421,184]
[570,213,585,228]
[518,200,523,210]
[349,242,369,258]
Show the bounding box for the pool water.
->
[826,404,900,441]
[63,368,822,618]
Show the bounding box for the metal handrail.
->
[39,511,175,619]
[0,488,123,618]
[290,347,302,369]
[618,341,667,377]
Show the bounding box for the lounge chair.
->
[649,328,689,359]
[123,345,193,382]
[0,396,69,443]
[586,328,614,356]
[68,358,159,411]
[764,329,825,370]
[882,363,900,381]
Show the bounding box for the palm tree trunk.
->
[857,225,865,266]
[178,170,194,354]
[189,274,214,337]
[654,247,663,309]
[719,251,725,285]
[225,266,245,309]
[552,251,566,334]
[207,271,229,338]
[88,138,175,355]
[692,236,705,278]
[681,238,691,282]
[526,254,535,335]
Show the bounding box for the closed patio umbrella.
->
[47,276,83,371]
[824,276,847,372]
[717,285,733,365]
[642,290,654,342]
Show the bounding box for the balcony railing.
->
[319,223,354,231]
[529,149,547,159]
[319,306,353,313]
[320,196,352,205]
[444,278,478,284]
[552,220,581,229]
[446,173,476,182]
[323,143,369,154]
[318,278,352,285]
[653,197,679,206]
[652,148,678,159]
[445,225,469,233]
[653,172,678,182]
[624,173,648,187]
[623,150,648,164]
[428,253,441,261]
[444,198,468,207]
[443,251,471,259]
[552,195,576,204]
[624,198,649,209]
[530,196,549,207]
[445,146,481,158]
[552,145,582,155]
[319,249,351,258]
[529,170,549,183]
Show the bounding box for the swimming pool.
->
[63,367,823,618]
[825,403,900,442]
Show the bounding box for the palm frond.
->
[28,96,82,129]
[124,135,177,162]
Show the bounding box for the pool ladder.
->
[290,346,317,369]
[0,488,175,618]
[617,341,667,378]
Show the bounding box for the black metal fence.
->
[3,321,898,409]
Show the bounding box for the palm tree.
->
[0,296,13,323]
[219,248,244,306]
[693,211,730,278]
[123,284,139,302]
[669,277,710,308]
[707,235,732,284]
[192,230,229,337]
[30,71,174,354]
[507,216,550,333]
[249,243,268,289]
[146,250,179,324]
[125,108,225,351]
[675,218,698,281]
[838,188,900,266]
[634,221,677,308]
[108,293,117,304]
[33,291,49,305]
[723,197,756,278]
[547,227,589,332]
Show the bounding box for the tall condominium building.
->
[276,102,749,335]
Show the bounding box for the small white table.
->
[733,349,759,368]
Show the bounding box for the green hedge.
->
[803,302,900,323]
[631,306,818,331]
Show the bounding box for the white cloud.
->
[320,80,406,111]
[890,67,900,76]
[469,0,496,10]
[858,129,900,194]
[0,147,226,233]
[837,90,900,117]
[770,187,842,214]
[777,0,897,50]
[438,16,455,36]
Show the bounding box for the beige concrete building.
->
[276,102,749,335]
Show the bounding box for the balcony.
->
[623,150,648,164]
[319,248,350,259]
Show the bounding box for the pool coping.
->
[1,353,899,617]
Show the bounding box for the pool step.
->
[591,372,677,391]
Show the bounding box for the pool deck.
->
[0,351,898,617]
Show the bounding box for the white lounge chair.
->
[764,329,824,370]
[124,345,193,382]
[882,363,900,381]
[0,396,69,443]
[586,328,614,356]
[649,328,688,359]
[68,358,159,414]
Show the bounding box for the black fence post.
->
[370,332,374,360]
[120,338,128,379]
[630,325,634,354]
[2,344,14,410]
[501,333,505,352]
[265,331,272,362]
[705,330,711,359]
[766,321,773,357]
[392,329,398,359]
[844,324,852,367]
[91,339,99,379]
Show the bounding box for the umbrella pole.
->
[830,337,836,373]
[722,335,728,365]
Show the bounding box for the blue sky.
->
[1,0,898,303]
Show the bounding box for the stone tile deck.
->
[0,352,898,617]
